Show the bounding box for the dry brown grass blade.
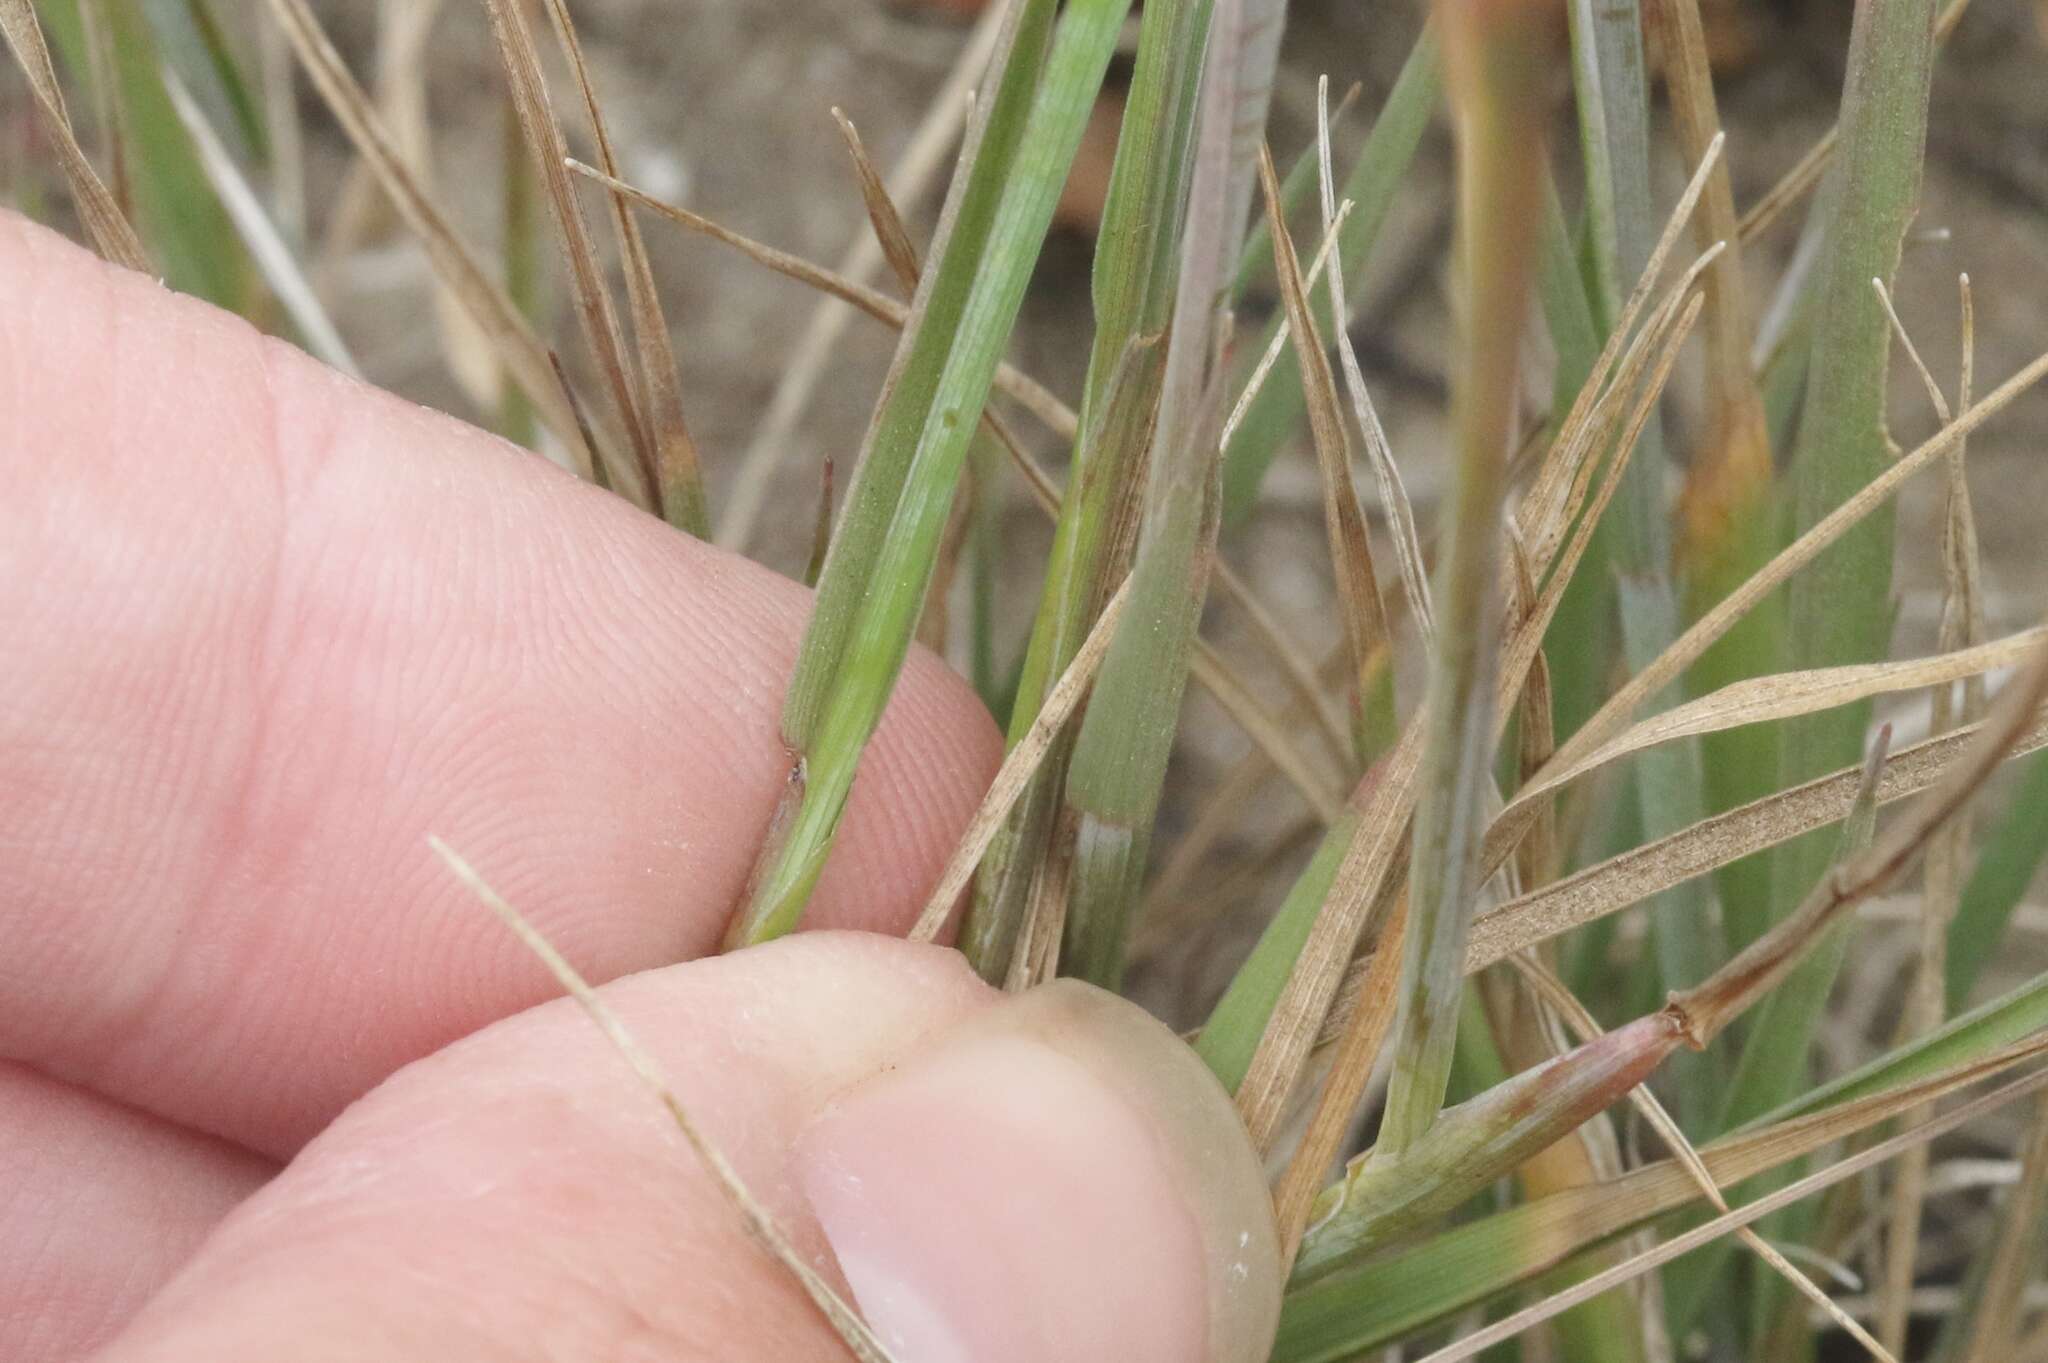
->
[1235,720,1426,1153]
[1007,809,1078,993]
[428,838,895,1363]
[1506,536,1560,888]
[1502,343,2048,861]
[265,0,593,477]
[567,158,1080,442]
[718,1,1004,551]
[1498,290,1707,733]
[1275,286,1704,1093]
[1272,889,1407,1270]
[1498,626,2046,826]
[1523,238,1725,574]
[1955,1093,2048,1362]
[1510,954,1899,1362]
[1658,0,1771,586]
[1518,134,1724,559]
[320,0,443,261]
[1670,628,2048,1045]
[1481,702,2048,986]
[1413,1065,2048,1363]
[1314,75,1433,642]
[1259,143,1392,756]
[1874,277,1951,422]
[537,0,707,533]
[75,0,129,223]
[832,108,923,293]
[320,2,503,416]
[1312,705,2048,1052]
[483,0,656,509]
[910,574,1135,944]
[0,0,149,271]
[1221,197,1354,448]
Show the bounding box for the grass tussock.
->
[13,0,2048,1358]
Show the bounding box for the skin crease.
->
[1,214,1281,1363]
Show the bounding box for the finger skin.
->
[0,1063,273,1363]
[97,935,996,1363]
[95,935,1278,1363]
[0,215,1000,1157]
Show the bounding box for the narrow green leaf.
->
[962,0,1215,982]
[1947,748,2048,1009]
[1276,973,2048,1361]
[1059,0,1285,988]
[1693,0,1939,1332]
[733,0,1132,944]
[42,0,252,309]
[1196,807,1360,1090]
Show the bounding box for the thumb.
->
[97,933,1281,1363]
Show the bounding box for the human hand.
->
[0,216,1280,1362]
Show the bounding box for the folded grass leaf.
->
[964,0,1222,982]
[1059,0,1284,987]
[731,0,1134,947]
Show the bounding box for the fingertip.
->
[796,979,1281,1363]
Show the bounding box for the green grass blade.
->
[1195,806,1360,1090]
[41,0,253,310]
[732,0,1132,945]
[1218,28,1439,525]
[1759,0,1937,999]
[1535,177,1621,745]
[154,0,269,165]
[960,0,1216,982]
[1058,0,1283,988]
[1683,0,1939,1333]
[1947,747,2048,1009]
[1276,971,2048,1362]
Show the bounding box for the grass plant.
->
[13,0,2048,1356]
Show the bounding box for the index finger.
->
[0,216,999,1158]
